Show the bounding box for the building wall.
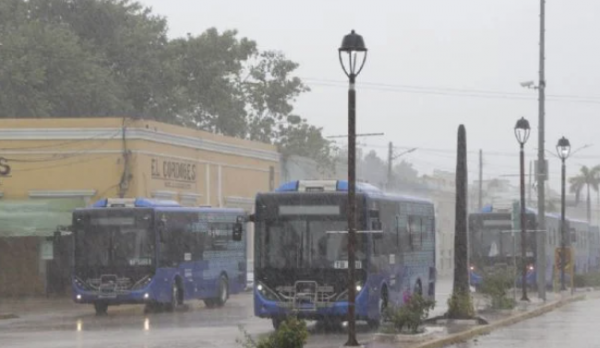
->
[0,117,279,296]
[420,170,456,277]
[281,154,347,182]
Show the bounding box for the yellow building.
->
[0,117,279,296]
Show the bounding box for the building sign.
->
[151,158,197,189]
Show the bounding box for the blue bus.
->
[468,204,600,289]
[71,198,247,315]
[589,226,600,272]
[251,180,436,329]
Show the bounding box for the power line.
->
[12,153,115,173]
[3,130,122,163]
[1,118,135,162]
[0,128,122,151]
[360,142,600,160]
[302,77,600,105]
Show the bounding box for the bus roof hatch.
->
[105,198,136,207]
[297,180,337,192]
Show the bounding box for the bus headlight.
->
[337,282,364,301]
[144,293,150,300]
[76,294,82,301]
[256,282,279,301]
[528,265,534,271]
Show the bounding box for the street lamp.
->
[556,136,571,291]
[339,29,367,348]
[514,117,531,302]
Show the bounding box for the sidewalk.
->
[367,288,594,348]
[0,296,139,319]
[0,296,72,315]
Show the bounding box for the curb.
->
[106,304,142,315]
[0,313,18,320]
[406,294,585,348]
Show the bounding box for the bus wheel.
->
[367,288,388,330]
[214,276,229,307]
[144,302,158,314]
[165,282,180,312]
[414,280,423,296]
[203,299,216,308]
[94,302,108,316]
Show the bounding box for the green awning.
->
[0,198,85,237]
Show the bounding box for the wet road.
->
[451,297,600,348]
[0,279,452,348]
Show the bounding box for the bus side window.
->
[420,218,424,245]
[183,215,204,260]
[372,217,384,257]
[407,216,414,249]
[157,216,170,267]
[395,215,400,247]
[408,215,422,250]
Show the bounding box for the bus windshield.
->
[74,211,154,268]
[259,219,366,269]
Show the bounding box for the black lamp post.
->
[556,136,571,291]
[339,30,367,347]
[514,117,531,301]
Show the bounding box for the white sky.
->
[139,0,600,192]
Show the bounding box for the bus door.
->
[368,209,386,273]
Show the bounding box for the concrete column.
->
[205,164,210,206]
[218,165,223,207]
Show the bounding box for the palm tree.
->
[568,165,600,224]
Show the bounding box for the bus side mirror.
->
[232,215,244,241]
[232,223,243,241]
[248,214,255,223]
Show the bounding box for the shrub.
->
[237,316,309,348]
[446,291,475,319]
[480,269,516,310]
[384,294,436,334]
[574,272,600,288]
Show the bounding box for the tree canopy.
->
[0,0,333,163]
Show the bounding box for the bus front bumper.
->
[253,288,370,321]
[72,290,153,305]
[72,281,155,305]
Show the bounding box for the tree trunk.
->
[587,184,592,224]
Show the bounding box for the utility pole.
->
[386,145,417,191]
[536,0,547,301]
[118,117,131,198]
[528,161,533,206]
[478,149,483,210]
[387,142,393,191]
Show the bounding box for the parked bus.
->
[469,203,600,289]
[71,198,247,315]
[468,208,537,288]
[251,180,436,329]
